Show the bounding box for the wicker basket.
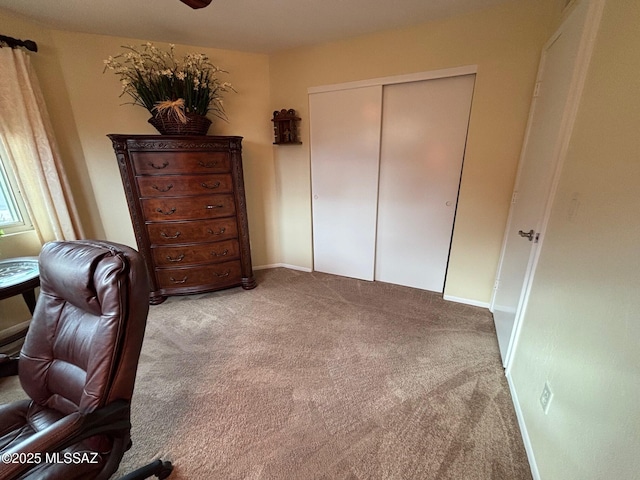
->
[148,112,212,135]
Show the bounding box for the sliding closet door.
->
[375,75,475,292]
[310,86,383,280]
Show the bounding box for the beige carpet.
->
[1,268,532,479]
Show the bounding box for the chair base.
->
[118,459,173,480]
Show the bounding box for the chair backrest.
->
[18,240,149,416]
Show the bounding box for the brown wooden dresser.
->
[108,135,256,304]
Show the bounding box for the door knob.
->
[518,229,535,241]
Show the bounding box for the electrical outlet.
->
[540,381,554,414]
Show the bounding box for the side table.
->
[0,256,40,314]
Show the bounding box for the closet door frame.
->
[307,65,477,95]
[308,65,477,280]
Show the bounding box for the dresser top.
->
[107,134,243,140]
[107,134,243,152]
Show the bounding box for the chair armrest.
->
[0,401,131,480]
[0,355,18,377]
[0,411,84,479]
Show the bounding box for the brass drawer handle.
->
[156,207,176,215]
[169,276,188,284]
[206,204,224,209]
[198,160,219,168]
[207,227,226,236]
[152,184,174,192]
[166,253,185,262]
[201,181,221,189]
[149,161,169,169]
[211,249,229,257]
[213,270,230,278]
[160,231,181,239]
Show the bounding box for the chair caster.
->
[155,461,173,479]
[118,459,174,480]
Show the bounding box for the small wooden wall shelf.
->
[272,109,302,145]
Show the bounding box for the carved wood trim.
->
[108,135,243,152]
[229,143,254,287]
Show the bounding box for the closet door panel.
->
[375,75,475,292]
[310,86,382,280]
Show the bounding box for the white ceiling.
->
[0,0,515,54]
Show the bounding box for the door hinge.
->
[494,279,500,290]
[511,191,518,204]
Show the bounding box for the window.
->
[0,143,32,235]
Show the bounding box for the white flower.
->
[105,42,234,119]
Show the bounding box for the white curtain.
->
[0,47,83,242]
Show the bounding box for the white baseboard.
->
[506,371,540,480]
[442,294,490,309]
[253,263,313,273]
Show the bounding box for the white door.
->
[491,0,602,366]
[375,75,475,292]
[310,86,383,280]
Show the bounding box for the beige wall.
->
[48,31,277,266]
[509,0,640,478]
[0,9,276,324]
[269,1,562,302]
[0,0,564,344]
[4,2,637,479]
[0,2,563,308]
[0,11,277,267]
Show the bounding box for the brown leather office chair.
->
[0,240,172,479]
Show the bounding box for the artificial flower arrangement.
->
[104,43,234,133]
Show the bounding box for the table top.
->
[0,256,39,289]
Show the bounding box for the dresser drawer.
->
[151,240,240,267]
[131,151,231,175]
[136,174,234,197]
[146,218,238,245]
[155,260,242,290]
[142,194,235,221]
